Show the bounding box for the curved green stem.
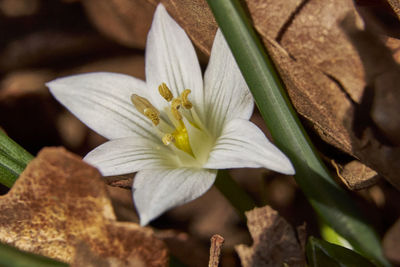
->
[206,0,389,266]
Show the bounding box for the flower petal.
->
[145,4,203,110]
[133,168,217,225]
[84,136,177,176]
[203,30,254,136]
[204,119,295,175]
[47,72,158,141]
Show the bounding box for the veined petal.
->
[204,119,295,175]
[203,30,254,136]
[145,4,203,110]
[133,168,217,225]
[84,136,177,176]
[47,72,158,141]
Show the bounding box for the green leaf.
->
[0,131,34,187]
[0,242,68,267]
[0,131,34,165]
[320,220,352,249]
[0,150,24,188]
[205,0,389,266]
[307,236,377,267]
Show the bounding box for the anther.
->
[131,94,160,126]
[171,98,182,120]
[162,133,175,145]
[144,108,160,126]
[158,83,173,102]
[181,89,192,109]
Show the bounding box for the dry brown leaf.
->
[0,147,167,266]
[81,0,156,48]
[383,217,400,265]
[159,0,217,55]
[386,0,400,20]
[235,206,305,267]
[341,13,400,145]
[331,160,379,190]
[154,0,400,190]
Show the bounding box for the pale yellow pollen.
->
[181,89,192,109]
[171,98,182,121]
[162,133,174,145]
[144,108,160,126]
[158,83,173,102]
[131,94,160,125]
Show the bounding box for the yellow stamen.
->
[171,98,182,121]
[131,84,196,156]
[181,89,192,109]
[162,133,174,145]
[158,83,173,102]
[131,94,160,125]
[144,108,160,126]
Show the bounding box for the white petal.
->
[204,119,295,175]
[84,136,178,176]
[145,4,203,110]
[47,72,158,141]
[133,168,217,225]
[203,30,254,136]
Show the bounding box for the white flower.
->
[47,4,295,225]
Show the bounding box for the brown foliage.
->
[235,206,305,267]
[0,147,167,266]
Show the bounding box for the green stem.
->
[0,242,67,267]
[0,131,33,187]
[206,0,389,266]
[214,170,256,220]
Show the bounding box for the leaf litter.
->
[0,147,167,266]
[2,0,400,266]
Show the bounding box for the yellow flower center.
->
[131,83,194,156]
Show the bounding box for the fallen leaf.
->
[235,206,305,267]
[0,147,168,266]
[340,13,400,146]
[331,160,379,190]
[159,0,217,55]
[81,0,156,48]
[387,0,400,19]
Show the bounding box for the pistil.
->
[131,83,195,157]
